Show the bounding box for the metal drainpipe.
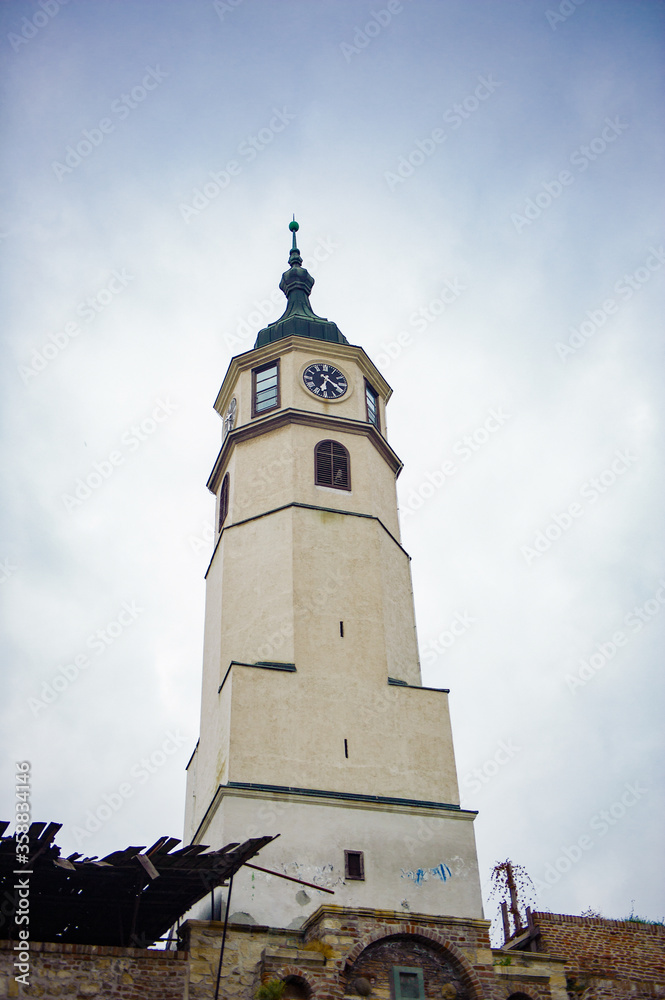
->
[213,874,234,1000]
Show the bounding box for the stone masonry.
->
[2,907,664,999]
[0,939,188,999]
[533,911,665,999]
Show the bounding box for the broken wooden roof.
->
[0,821,276,948]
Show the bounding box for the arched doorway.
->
[344,933,475,999]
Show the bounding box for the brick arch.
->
[342,925,486,1000]
[267,965,317,997]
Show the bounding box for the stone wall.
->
[533,911,665,998]
[182,906,570,1000]
[6,907,660,999]
[0,940,188,999]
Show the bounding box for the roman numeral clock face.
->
[303,363,348,399]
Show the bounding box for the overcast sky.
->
[1,0,663,939]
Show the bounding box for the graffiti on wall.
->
[401,862,452,886]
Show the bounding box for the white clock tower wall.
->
[184,223,484,926]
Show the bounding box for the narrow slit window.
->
[315,440,350,490]
[339,621,344,637]
[365,381,380,430]
[218,474,229,532]
[344,738,349,758]
[344,850,364,880]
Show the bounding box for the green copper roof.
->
[253,220,349,349]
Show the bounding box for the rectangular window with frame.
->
[344,850,365,880]
[391,967,424,1000]
[252,360,280,417]
[365,380,380,430]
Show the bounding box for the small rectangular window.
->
[365,381,379,429]
[252,360,280,416]
[391,967,424,1000]
[344,850,365,880]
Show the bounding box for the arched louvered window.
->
[315,440,350,490]
[218,473,229,532]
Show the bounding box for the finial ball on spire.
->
[289,220,299,233]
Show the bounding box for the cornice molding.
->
[213,335,393,417]
[207,407,403,494]
[204,501,411,580]
[191,782,476,843]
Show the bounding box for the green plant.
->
[624,900,664,926]
[255,979,286,1000]
[493,955,512,967]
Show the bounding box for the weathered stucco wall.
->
[194,789,482,928]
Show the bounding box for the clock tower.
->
[184,221,483,929]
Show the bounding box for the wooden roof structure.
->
[0,821,276,948]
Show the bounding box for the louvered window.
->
[218,474,229,532]
[315,440,350,490]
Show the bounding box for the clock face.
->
[223,397,237,439]
[303,363,348,400]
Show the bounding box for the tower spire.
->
[253,219,348,348]
[288,216,302,267]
